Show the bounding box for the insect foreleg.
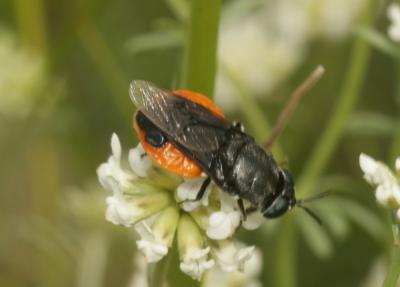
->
[195,176,211,201]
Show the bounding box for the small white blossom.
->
[387,3,400,42]
[212,241,255,273]
[97,133,135,193]
[129,143,152,177]
[207,191,241,240]
[178,214,215,280]
[202,246,263,287]
[177,177,212,212]
[105,195,141,226]
[360,153,400,217]
[180,247,215,281]
[135,220,169,263]
[242,212,265,230]
[135,207,180,262]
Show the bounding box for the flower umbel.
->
[387,3,400,42]
[359,153,400,218]
[97,134,263,281]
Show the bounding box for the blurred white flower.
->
[177,177,212,212]
[180,247,215,281]
[202,246,263,287]
[207,191,241,240]
[212,241,255,273]
[0,28,46,118]
[359,153,400,218]
[216,0,366,111]
[387,3,400,42]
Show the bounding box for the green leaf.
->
[165,0,190,22]
[345,111,397,137]
[354,27,400,60]
[333,197,385,243]
[317,202,350,241]
[125,29,183,54]
[295,210,333,259]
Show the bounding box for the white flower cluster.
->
[216,0,366,110]
[387,3,400,42]
[359,153,400,219]
[97,133,264,281]
[0,28,46,118]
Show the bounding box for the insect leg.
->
[195,176,211,201]
[177,177,211,206]
[245,205,258,214]
[237,199,247,221]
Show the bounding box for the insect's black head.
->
[262,168,296,218]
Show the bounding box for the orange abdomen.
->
[134,89,224,178]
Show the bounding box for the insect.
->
[129,74,324,221]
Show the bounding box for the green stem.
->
[148,254,171,287]
[221,63,284,158]
[75,2,130,121]
[14,0,48,54]
[383,212,400,287]
[276,216,297,287]
[180,0,221,98]
[296,0,375,197]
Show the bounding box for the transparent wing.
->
[129,80,229,152]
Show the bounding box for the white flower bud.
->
[206,191,241,240]
[177,215,214,280]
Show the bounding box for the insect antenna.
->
[296,191,331,204]
[297,204,322,225]
[295,191,331,225]
[264,65,325,149]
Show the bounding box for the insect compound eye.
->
[145,131,166,147]
[263,195,290,218]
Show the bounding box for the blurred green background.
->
[0,0,399,286]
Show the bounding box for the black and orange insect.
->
[129,74,324,221]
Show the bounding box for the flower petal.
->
[207,210,241,240]
[129,143,152,177]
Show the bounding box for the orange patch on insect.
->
[134,120,202,178]
[173,90,225,118]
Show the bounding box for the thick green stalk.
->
[276,216,297,287]
[296,0,375,197]
[383,212,400,287]
[149,1,221,286]
[180,0,221,98]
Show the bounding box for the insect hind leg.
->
[177,177,211,206]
